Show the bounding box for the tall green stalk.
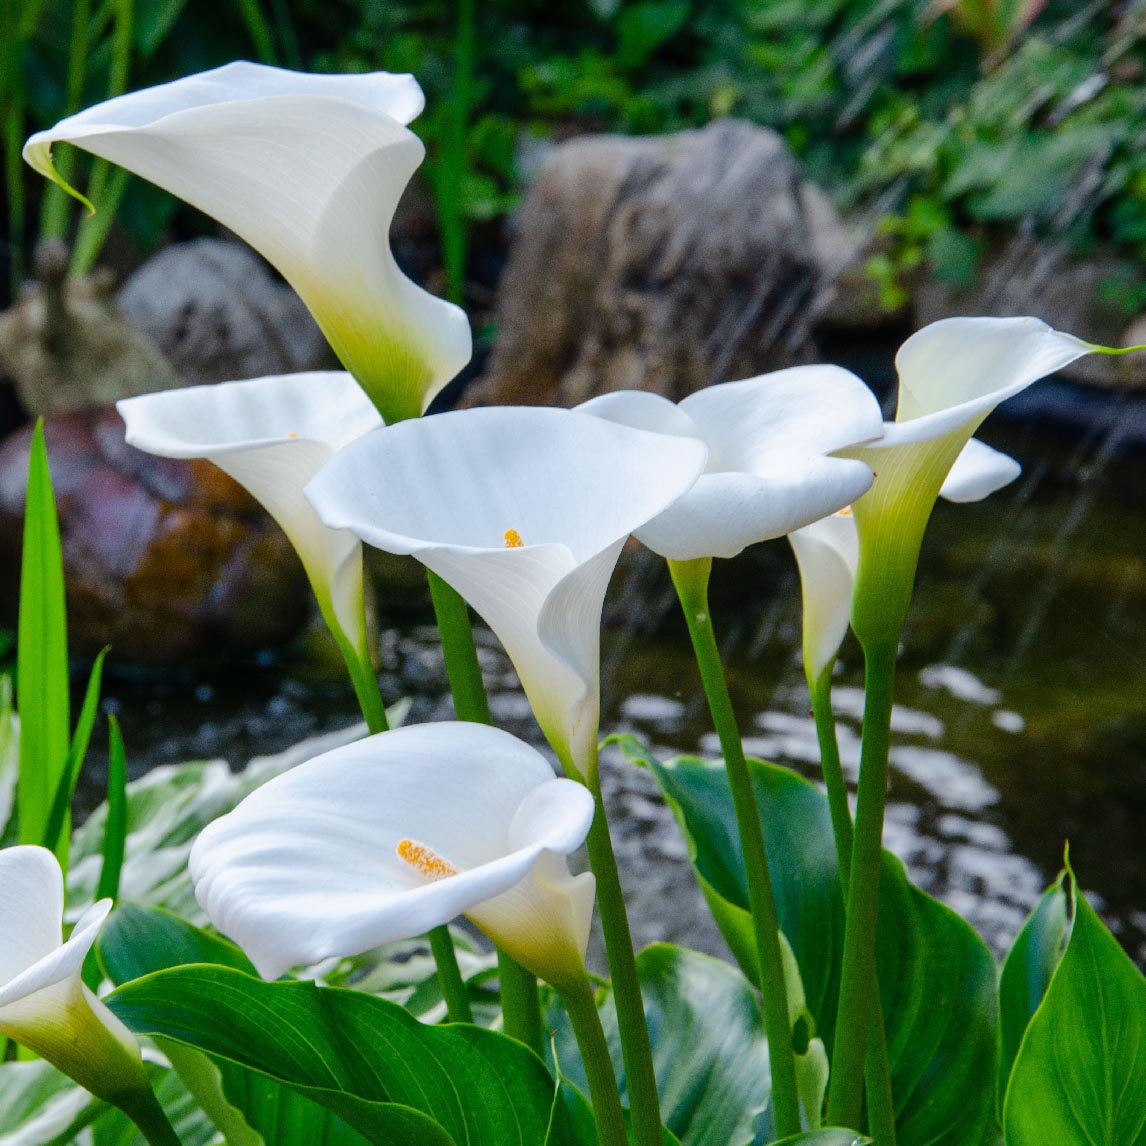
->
[559,974,629,1146]
[439,0,474,305]
[39,0,92,241]
[426,570,543,1049]
[810,673,896,1146]
[669,557,801,1138]
[581,770,664,1146]
[825,638,898,1131]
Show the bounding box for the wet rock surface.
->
[0,409,310,664]
[0,242,182,417]
[466,119,854,409]
[117,238,333,386]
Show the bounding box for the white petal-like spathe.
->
[189,722,596,985]
[939,438,1021,503]
[579,367,883,560]
[788,511,859,682]
[0,847,145,1101]
[889,317,1091,443]
[118,372,381,648]
[25,62,470,422]
[307,407,708,770]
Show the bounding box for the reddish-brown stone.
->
[0,408,310,665]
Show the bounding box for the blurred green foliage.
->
[4,0,1145,310]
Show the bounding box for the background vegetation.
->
[3,1,1144,310]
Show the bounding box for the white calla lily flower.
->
[0,847,148,1105]
[25,62,470,422]
[577,365,883,561]
[306,407,708,774]
[189,722,596,987]
[836,317,1098,643]
[118,373,382,702]
[790,436,1022,681]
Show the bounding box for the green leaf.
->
[17,420,70,861]
[43,646,108,857]
[612,735,843,1047]
[0,1059,98,1145]
[631,741,998,1145]
[549,943,773,1146]
[96,714,129,903]
[997,874,1068,1110]
[615,0,690,67]
[1003,866,1146,1145]
[108,965,583,1146]
[772,1134,869,1145]
[97,904,367,1146]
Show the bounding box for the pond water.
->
[81,370,1146,970]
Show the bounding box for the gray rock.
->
[0,242,182,418]
[466,120,855,409]
[117,238,334,386]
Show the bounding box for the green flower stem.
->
[426,570,491,724]
[117,1089,182,1146]
[810,672,896,1146]
[426,569,544,1050]
[669,557,802,1139]
[558,974,629,1146]
[428,924,474,1026]
[582,775,664,1146]
[826,637,898,1132]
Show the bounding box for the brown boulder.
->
[466,119,855,409]
[0,410,310,665]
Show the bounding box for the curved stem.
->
[429,925,473,1024]
[558,975,628,1146]
[427,570,544,1047]
[583,775,664,1146]
[117,1089,181,1146]
[810,674,897,1146]
[670,557,801,1139]
[826,638,898,1131]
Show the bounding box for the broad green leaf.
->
[97,904,368,1146]
[549,943,773,1146]
[1003,870,1146,1145]
[97,714,129,903]
[772,1134,869,1145]
[17,420,70,861]
[996,874,1068,1109]
[0,1060,96,1145]
[630,741,998,1146]
[0,1059,218,1146]
[43,646,109,856]
[612,735,843,1047]
[108,965,582,1145]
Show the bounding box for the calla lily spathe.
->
[837,317,1095,642]
[790,437,1022,681]
[306,407,708,774]
[0,847,149,1105]
[189,722,596,988]
[577,365,884,561]
[25,62,470,422]
[117,372,381,664]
